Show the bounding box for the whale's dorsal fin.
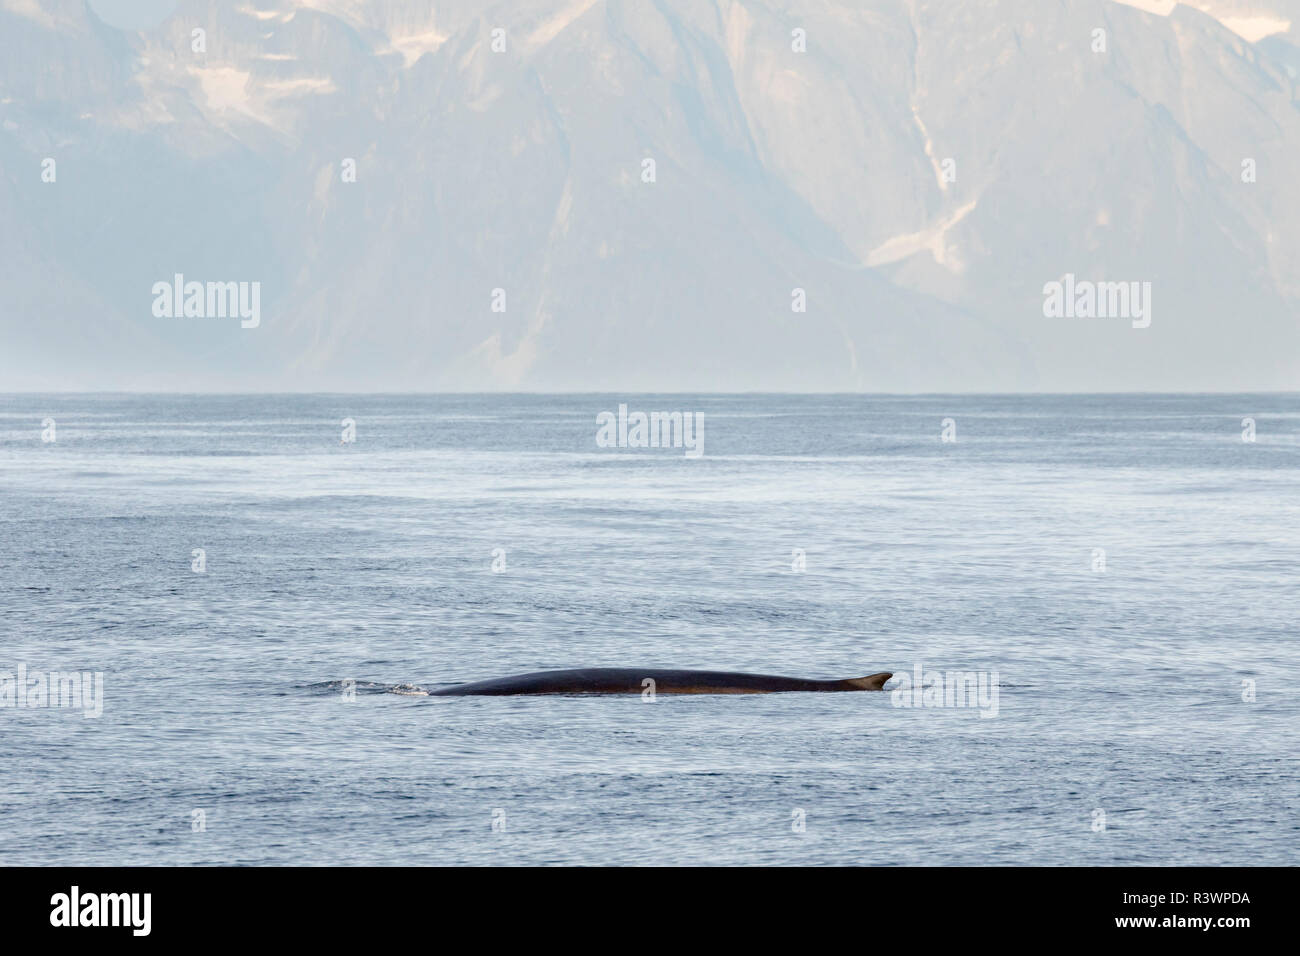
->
[842,672,893,691]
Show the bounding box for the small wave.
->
[304,679,430,696]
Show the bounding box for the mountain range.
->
[2,0,1298,390]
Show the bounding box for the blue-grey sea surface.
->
[1,394,1297,865]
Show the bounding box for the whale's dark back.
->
[428,667,892,696]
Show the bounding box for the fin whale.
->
[428,667,893,696]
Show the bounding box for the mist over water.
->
[2,393,1297,865]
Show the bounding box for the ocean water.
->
[1,393,1297,866]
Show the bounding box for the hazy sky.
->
[1115,2,1293,41]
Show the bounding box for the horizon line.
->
[1,390,1297,397]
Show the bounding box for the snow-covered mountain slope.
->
[1,0,1297,390]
